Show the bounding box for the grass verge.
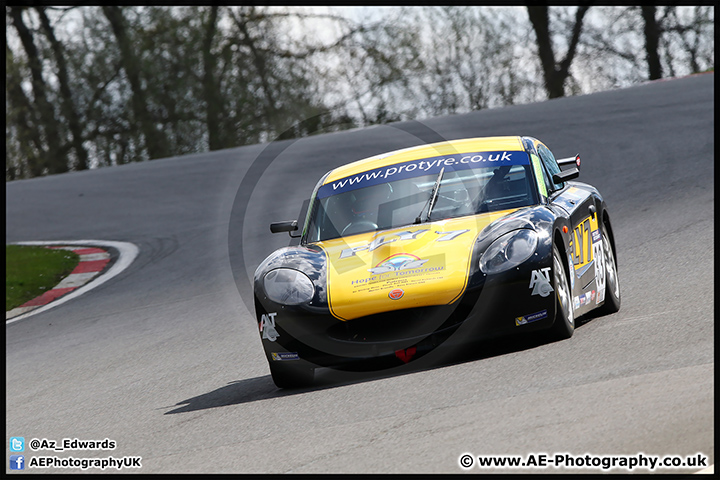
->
[6,245,80,311]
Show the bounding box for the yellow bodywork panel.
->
[318,210,519,321]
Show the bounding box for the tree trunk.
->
[641,6,663,80]
[6,44,45,177]
[37,7,90,170]
[202,6,226,150]
[102,6,170,160]
[234,9,286,138]
[527,6,589,99]
[9,6,68,174]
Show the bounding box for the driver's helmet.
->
[483,165,512,200]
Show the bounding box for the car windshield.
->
[305,152,537,243]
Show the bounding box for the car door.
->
[535,141,600,312]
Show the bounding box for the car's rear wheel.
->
[269,362,315,389]
[549,244,574,340]
[597,222,621,314]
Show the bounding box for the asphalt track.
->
[5,73,713,473]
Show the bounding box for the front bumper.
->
[255,263,558,372]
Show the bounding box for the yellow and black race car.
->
[255,136,621,388]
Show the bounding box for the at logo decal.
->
[529,267,553,297]
[259,312,279,341]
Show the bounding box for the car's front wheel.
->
[549,244,574,340]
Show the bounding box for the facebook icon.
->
[10,455,25,470]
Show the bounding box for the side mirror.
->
[556,154,581,170]
[553,153,581,184]
[270,220,301,238]
[552,167,580,184]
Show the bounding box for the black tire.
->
[269,362,315,389]
[596,222,621,314]
[549,244,574,340]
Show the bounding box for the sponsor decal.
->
[388,288,404,300]
[574,296,580,310]
[568,253,575,290]
[317,151,530,199]
[351,265,445,287]
[271,352,300,361]
[340,229,427,259]
[259,312,280,341]
[579,293,592,306]
[340,229,468,259]
[434,229,471,242]
[530,153,548,198]
[515,309,548,326]
[563,187,592,203]
[323,214,513,321]
[597,285,606,304]
[529,267,553,297]
[368,253,428,275]
[592,229,601,243]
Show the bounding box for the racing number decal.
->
[593,230,606,304]
[570,214,601,281]
[572,218,592,266]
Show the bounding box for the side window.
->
[537,144,564,192]
[530,153,550,201]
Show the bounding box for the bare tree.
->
[576,6,713,90]
[5,6,713,180]
[201,6,228,150]
[641,6,663,80]
[36,7,89,170]
[527,6,590,99]
[6,41,45,178]
[9,6,68,174]
[661,6,714,75]
[102,6,171,160]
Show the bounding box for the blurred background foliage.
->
[5,6,714,180]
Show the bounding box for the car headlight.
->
[479,229,538,274]
[263,268,315,305]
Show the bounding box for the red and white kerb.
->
[6,246,110,318]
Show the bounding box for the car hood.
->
[317,209,521,320]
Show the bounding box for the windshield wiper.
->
[414,167,445,224]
